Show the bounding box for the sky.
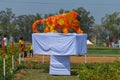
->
[0,0,120,24]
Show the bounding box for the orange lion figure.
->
[32,11,83,34]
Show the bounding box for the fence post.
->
[11,41,14,80]
[2,40,6,80]
[84,54,87,63]
[3,58,6,80]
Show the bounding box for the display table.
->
[32,33,87,75]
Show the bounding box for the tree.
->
[13,14,41,41]
[101,12,120,39]
[0,8,15,35]
[73,7,95,34]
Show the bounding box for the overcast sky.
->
[0,0,120,24]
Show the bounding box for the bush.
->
[77,61,120,80]
[0,45,19,80]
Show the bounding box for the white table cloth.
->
[32,33,87,55]
[32,33,87,75]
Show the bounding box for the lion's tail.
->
[32,20,44,33]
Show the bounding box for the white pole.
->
[19,53,21,64]
[84,54,87,63]
[42,19,45,64]
[42,54,44,64]
[12,55,14,70]
[3,58,6,76]
[22,52,24,61]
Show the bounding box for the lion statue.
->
[32,11,83,34]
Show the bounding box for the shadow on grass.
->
[71,70,78,76]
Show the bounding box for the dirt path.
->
[24,54,120,63]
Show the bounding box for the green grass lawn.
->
[15,69,79,80]
[15,61,120,80]
[1,46,120,80]
[87,47,120,56]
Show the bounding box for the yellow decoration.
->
[58,19,64,25]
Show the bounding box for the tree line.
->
[0,8,120,44]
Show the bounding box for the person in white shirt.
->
[3,35,8,53]
[118,40,120,48]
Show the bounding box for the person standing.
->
[3,35,8,46]
[18,37,25,61]
[29,44,33,57]
[9,36,14,44]
[118,40,120,48]
[3,35,8,53]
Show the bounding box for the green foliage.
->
[0,45,120,80]
[13,62,120,80]
[102,12,120,38]
[0,8,15,35]
[74,7,95,34]
[77,62,120,80]
[0,44,19,80]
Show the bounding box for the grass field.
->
[15,69,79,80]
[14,61,120,80]
[14,47,120,80]
[1,46,120,80]
[87,47,120,56]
